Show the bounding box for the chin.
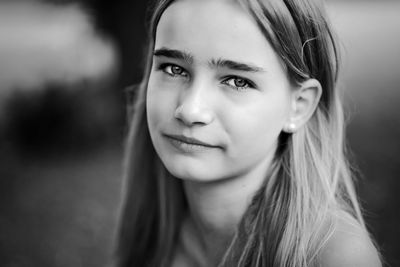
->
[162,158,223,182]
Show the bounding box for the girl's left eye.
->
[222,76,254,90]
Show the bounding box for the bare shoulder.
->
[319,212,382,267]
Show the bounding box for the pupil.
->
[234,78,246,87]
[172,66,182,74]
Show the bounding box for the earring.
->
[287,123,296,133]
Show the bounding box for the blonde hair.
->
[115,0,366,266]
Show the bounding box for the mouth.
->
[163,134,221,152]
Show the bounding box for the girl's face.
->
[147,0,294,182]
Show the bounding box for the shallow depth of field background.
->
[0,0,399,266]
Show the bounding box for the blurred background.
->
[0,0,398,266]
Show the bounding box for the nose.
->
[174,81,214,126]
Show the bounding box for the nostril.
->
[174,103,214,126]
[174,105,184,119]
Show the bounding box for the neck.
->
[181,156,273,265]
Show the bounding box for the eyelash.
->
[158,63,188,77]
[157,63,256,90]
[221,76,255,90]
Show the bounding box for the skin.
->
[145,0,380,266]
[147,2,292,184]
[146,0,290,262]
[319,212,382,267]
[146,0,321,183]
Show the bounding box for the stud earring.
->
[287,123,296,133]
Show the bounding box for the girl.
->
[115,0,382,266]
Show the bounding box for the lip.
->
[163,133,221,152]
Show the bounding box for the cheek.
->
[146,76,176,129]
[224,95,290,157]
[146,78,159,131]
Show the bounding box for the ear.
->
[283,79,322,133]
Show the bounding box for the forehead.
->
[155,0,282,70]
[158,0,249,36]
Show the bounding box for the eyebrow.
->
[153,47,265,73]
[153,47,194,64]
[209,58,266,73]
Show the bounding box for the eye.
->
[222,76,255,90]
[159,63,188,77]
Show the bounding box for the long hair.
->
[114,0,366,266]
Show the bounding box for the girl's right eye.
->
[159,63,188,77]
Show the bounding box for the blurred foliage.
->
[1,82,124,158]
